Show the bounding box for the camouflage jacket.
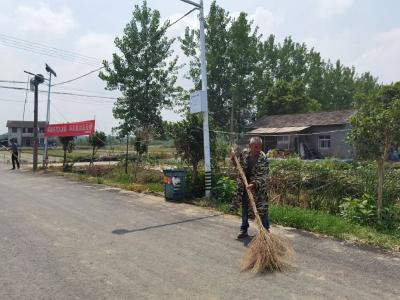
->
[232,149,269,216]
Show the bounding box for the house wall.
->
[301,125,353,158]
[8,127,46,146]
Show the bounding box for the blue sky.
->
[0,0,399,134]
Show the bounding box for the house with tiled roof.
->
[245,109,355,159]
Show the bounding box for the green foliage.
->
[348,83,400,161]
[348,82,400,217]
[89,131,107,164]
[185,170,205,198]
[100,0,179,136]
[181,2,379,132]
[269,204,400,251]
[268,158,400,217]
[211,138,228,170]
[340,194,376,226]
[257,79,321,117]
[89,131,107,150]
[213,176,237,204]
[134,136,148,155]
[169,114,204,179]
[59,136,75,168]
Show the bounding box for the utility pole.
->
[181,0,212,197]
[25,71,45,170]
[43,64,57,167]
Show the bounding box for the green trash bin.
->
[163,169,187,201]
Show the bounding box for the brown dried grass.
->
[240,227,293,273]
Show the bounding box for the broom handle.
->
[231,148,264,229]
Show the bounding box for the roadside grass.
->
[269,204,400,251]
[48,164,164,195]
[46,164,399,252]
[175,196,400,252]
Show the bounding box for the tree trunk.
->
[376,158,384,219]
[63,147,67,168]
[125,135,129,174]
[230,95,235,142]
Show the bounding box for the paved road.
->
[0,163,399,300]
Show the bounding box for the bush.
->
[213,176,237,204]
[340,193,376,226]
[185,170,205,198]
[268,158,400,215]
[141,171,163,184]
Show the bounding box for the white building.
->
[6,120,48,146]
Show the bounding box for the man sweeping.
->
[231,136,269,239]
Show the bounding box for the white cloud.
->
[352,28,400,83]
[75,33,117,62]
[15,3,77,38]
[317,0,353,18]
[250,7,284,36]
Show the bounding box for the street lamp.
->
[181,0,212,197]
[43,63,57,167]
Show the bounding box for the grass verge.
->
[269,204,400,251]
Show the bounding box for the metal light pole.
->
[43,64,57,167]
[25,71,45,170]
[181,0,212,197]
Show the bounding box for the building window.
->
[12,127,17,133]
[22,128,26,133]
[39,127,45,133]
[319,135,331,149]
[277,135,290,150]
[28,128,33,134]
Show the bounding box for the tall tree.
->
[59,136,75,169]
[347,82,400,218]
[257,79,320,116]
[100,0,179,137]
[226,12,260,132]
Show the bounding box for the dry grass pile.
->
[240,227,293,273]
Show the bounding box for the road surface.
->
[0,163,399,300]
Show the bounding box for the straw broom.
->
[231,149,292,273]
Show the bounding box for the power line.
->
[0,34,101,67]
[23,75,30,121]
[52,66,104,87]
[0,78,117,97]
[0,41,100,67]
[0,80,27,84]
[53,98,114,105]
[0,33,100,61]
[167,8,198,29]
[51,102,69,122]
[50,85,118,97]
[0,85,118,101]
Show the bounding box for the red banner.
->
[45,120,95,137]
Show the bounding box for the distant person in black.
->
[10,139,20,170]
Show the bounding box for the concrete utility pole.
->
[43,64,57,167]
[32,74,45,170]
[181,0,212,197]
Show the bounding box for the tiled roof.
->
[249,109,355,129]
